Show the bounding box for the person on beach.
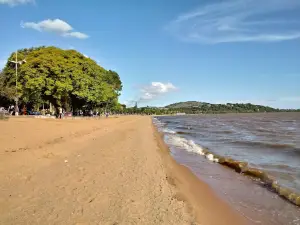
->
[59,107,63,119]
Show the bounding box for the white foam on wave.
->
[152,118,219,163]
[206,154,219,162]
[206,153,214,161]
[165,134,220,163]
[165,135,205,156]
[162,128,176,134]
[152,117,166,128]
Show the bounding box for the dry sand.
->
[0,116,247,225]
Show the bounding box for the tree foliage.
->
[0,46,122,111]
[165,102,281,114]
[121,102,299,115]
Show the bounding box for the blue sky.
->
[1,0,300,109]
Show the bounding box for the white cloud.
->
[167,0,300,44]
[139,82,177,101]
[21,19,89,39]
[63,32,89,39]
[0,0,34,6]
[22,19,72,33]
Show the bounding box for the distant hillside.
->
[166,101,208,109]
[123,101,298,115]
[165,101,283,113]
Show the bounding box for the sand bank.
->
[0,116,246,224]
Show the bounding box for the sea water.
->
[153,113,300,225]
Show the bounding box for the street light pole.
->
[10,50,26,116]
[15,51,19,116]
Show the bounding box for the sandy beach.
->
[0,116,246,225]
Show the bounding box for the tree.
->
[103,70,122,93]
[1,46,122,113]
[0,70,14,107]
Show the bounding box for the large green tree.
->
[0,46,122,112]
[0,70,15,108]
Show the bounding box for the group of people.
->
[1,106,110,118]
[57,107,110,119]
[0,105,17,115]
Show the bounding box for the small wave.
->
[212,156,300,207]
[287,149,300,157]
[231,140,298,150]
[165,135,206,156]
[256,127,274,133]
[176,131,193,135]
[282,120,296,123]
[176,126,193,130]
[162,128,176,134]
[259,163,294,171]
[165,120,181,125]
[206,153,219,162]
[164,135,220,164]
[152,118,166,127]
[212,130,234,134]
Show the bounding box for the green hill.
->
[165,101,208,109]
[165,101,281,113]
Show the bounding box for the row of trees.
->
[121,103,299,115]
[165,102,300,114]
[170,103,280,114]
[0,46,123,114]
[121,107,176,115]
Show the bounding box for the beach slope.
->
[0,116,246,225]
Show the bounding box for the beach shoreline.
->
[151,123,248,224]
[154,114,300,224]
[0,116,246,224]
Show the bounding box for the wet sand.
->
[0,116,246,225]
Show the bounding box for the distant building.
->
[176,113,186,115]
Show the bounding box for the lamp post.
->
[9,51,26,116]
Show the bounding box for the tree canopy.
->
[0,46,122,111]
[165,102,281,114]
[121,102,299,115]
